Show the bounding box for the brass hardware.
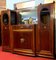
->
[20,26,24,29]
[44,26,46,29]
[20,38,25,43]
[5,27,7,29]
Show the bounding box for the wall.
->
[0,0,6,14]
[44,0,56,18]
[0,0,6,8]
[6,0,31,10]
[44,0,53,3]
[14,1,35,9]
[6,0,44,10]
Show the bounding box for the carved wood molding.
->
[14,49,33,53]
[13,29,33,32]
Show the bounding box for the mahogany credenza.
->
[11,24,36,56]
[1,2,56,58]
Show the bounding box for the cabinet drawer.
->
[12,24,34,30]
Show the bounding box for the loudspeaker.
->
[1,10,17,51]
[36,2,55,58]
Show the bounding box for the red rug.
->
[0,47,55,60]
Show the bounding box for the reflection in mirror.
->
[17,13,22,24]
[11,12,17,25]
[17,7,38,24]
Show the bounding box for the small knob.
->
[20,26,24,29]
[44,26,46,29]
[20,38,25,43]
[5,27,7,29]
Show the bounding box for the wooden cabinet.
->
[1,10,11,51]
[12,25,36,56]
[36,2,55,58]
[1,2,56,58]
[1,10,17,51]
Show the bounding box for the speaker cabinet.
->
[1,10,17,51]
[36,2,55,58]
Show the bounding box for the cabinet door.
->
[2,26,10,51]
[13,30,35,56]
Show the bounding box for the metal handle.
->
[20,38,25,43]
[20,26,24,29]
[44,26,46,29]
[5,27,7,29]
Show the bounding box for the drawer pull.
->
[44,26,46,29]
[20,38,25,43]
[20,26,24,29]
[5,27,7,29]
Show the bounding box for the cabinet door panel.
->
[40,30,50,51]
[13,31,33,49]
[2,25,10,51]
[3,26,10,46]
